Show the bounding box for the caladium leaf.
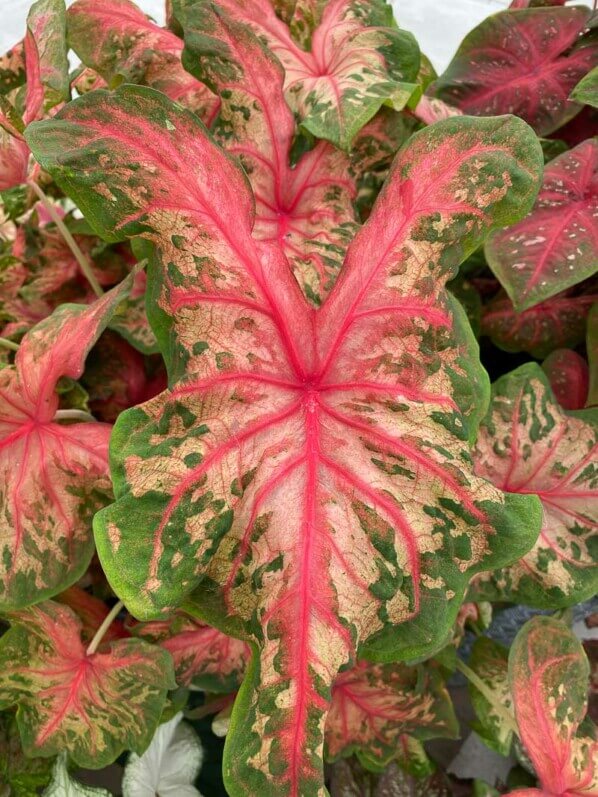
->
[122,712,203,797]
[23,0,70,121]
[0,42,25,96]
[132,612,249,690]
[0,276,132,610]
[485,139,598,312]
[467,637,514,756]
[325,660,458,769]
[108,269,159,354]
[571,66,598,110]
[180,1,357,305]
[588,303,598,407]
[43,755,111,797]
[177,0,421,150]
[412,95,462,126]
[473,363,598,608]
[67,0,219,125]
[481,285,598,359]
[507,615,597,797]
[0,600,176,769]
[27,87,544,796]
[542,349,589,411]
[329,758,452,797]
[429,7,598,136]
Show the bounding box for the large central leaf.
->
[27,88,543,796]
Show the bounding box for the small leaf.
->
[473,363,598,608]
[542,349,589,411]
[0,600,176,768]
[122,712,203,797]
[430,7,598,136]
[24,0,70,122]
[468,637,514,756]
[485,140,598,311]
[508,615,597,796]
[481,284,598,359]
[0,42,25,96]
[191,0,421,149]
[67,0,219,125]
[43,755,110,797]
[325,660,458,770]
[0,277,132,610]
[571,66,598,110]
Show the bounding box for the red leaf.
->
[542,349,589,410]
[485,140,598,311]
[0,277,132,609]
[67,0,219,125]
[430,7,598,136]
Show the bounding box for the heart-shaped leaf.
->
[176,0,420,149]
[0,276,131,610]
[179,1,357,305]
[122,712,203,797]
[542,349,589,411]
[0,600,176,768]
[429,7,598,136]
[67,0,219,125]
[507,615,597,797]
[485,140,598,312]
[27,86,543,796]
[473,363,598,608]
[325,660,458,769]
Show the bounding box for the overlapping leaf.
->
[67,0,219,125]
[176,0,420,149]
[481,284,598,358]
[485,140,598,311]
[329,758,452,797]
[507,616,597,797]
[542,349,589,410]
[27,86,544,796]
[180,1,357,304]
[133,612,249,690]
[0,600,176,768]
[467,637,514,756]
[588,303,598,406]
[325,660,458,769]
[473,363,598,608]
[429,6,598,136]
[572,66,598,110]
[0,277,131,610]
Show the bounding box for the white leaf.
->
[122,712,203,797]
[43,755,112,797]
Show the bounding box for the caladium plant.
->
[0,0,597,795]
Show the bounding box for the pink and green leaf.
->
[571,66,598,110]
[473,363,598,608]
[23,0,70,122]
[132,611,249,690]
[485,140,598,312]
[27,86,544,796]
[468,637,514,756]
[481,284,598,359]
[508,615,597,796]
[429,7,598,136]
[0,276,132,610]
[0,41,25,96]
[180,1,357,305]
[0,600,176,768]
[325,660,458,769]
[542,349,589,411]
[185,0,421,150]
[67,0,219,125]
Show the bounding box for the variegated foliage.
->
[27,84,545,796]
[506,616,597,797]
[0,600,175,768]
[67,0,219,125]
[485,140,598,311]
[542,349,589,411]
[430,6,598,136]
[467,637,514,756]
[473,364,598,608]
[174,0,421,149]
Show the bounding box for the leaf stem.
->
[86,600,124,655]
[54,408,96,423]
[28,181,104,298]
[0,337,19,352]
[455,658,520,739]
